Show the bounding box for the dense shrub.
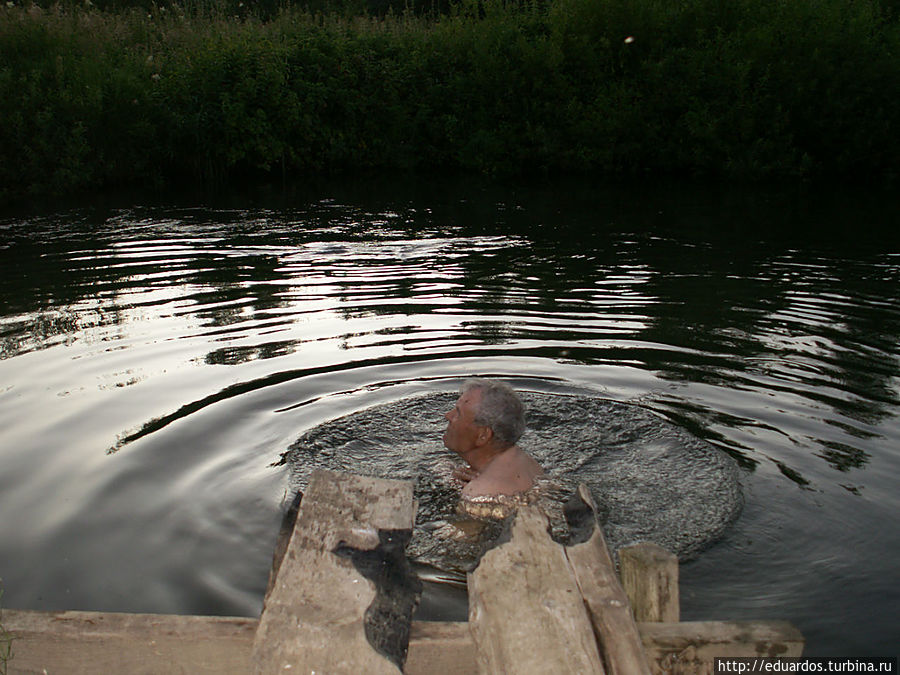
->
[1,0,898,203]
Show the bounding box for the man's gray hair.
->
[461,378,526,448]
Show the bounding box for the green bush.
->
[1,0,898,203]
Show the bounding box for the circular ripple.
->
[284,392,743,565]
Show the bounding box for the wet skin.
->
[443,389,543,497]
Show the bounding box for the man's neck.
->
[463,444,513,472]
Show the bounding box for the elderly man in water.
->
[444,379,543,498]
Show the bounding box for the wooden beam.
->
[619,542,680,623]
[2,611,478,675]
[0,609,256,674]
[252,469,418,675]
[1,611,802,675]
[406,621,479,675]
[467,505,607,675]
[264,489,302,601]
[566,485,652,675]
[2,470,803,675]
[639,620,805,674]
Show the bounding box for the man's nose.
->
[444,410,452,421]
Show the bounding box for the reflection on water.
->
[0,178,898,657]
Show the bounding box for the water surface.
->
[0,177,897,657]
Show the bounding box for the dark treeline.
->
[1,0,898,204]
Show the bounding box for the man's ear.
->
[475,425,493,447]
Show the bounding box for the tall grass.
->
[1,0,898,203]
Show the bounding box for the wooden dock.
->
[3,470,803,674]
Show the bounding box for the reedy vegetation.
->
[1,0,898,203]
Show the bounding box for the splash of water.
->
[282,392,743,572]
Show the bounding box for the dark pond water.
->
[1,176,898,658]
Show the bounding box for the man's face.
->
[443,389,485,458]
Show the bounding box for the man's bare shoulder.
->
[462,447,543,497]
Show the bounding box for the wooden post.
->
[468,506,607,674]
[619,542,680,623]
[252,470,419,675]
[566,485,653,675]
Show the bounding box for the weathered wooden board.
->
[1,611,479,675]
[3,470,804,675]
[619,542,680,623]
[639,620,805,674]
[566,484,652,675]
[264,489,302,601]
[467,505,607,675]
[1,609,256,674]
[406,622,480,675]
[2,611,802,675]
[252,469,417,675]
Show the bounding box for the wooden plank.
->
[264,489,302,601]
[565,484,652,675]
[2,611,476,675]
[467,505,607,675]
[407,622,479,675]
[1,609,256,674]
[252,469,417,675]
[619,542,680,623]
[639,620,805,674]
[0,611,802,675]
